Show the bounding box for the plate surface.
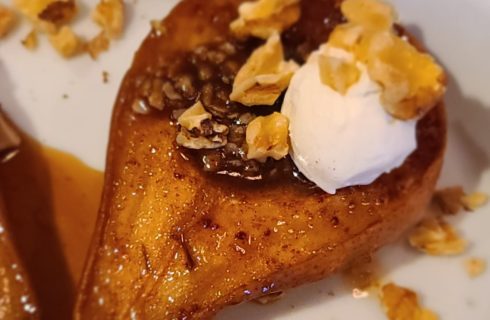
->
[1,0,489,319]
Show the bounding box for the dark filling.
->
[132,1,346,182]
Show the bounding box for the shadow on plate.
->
[0,61,75,320]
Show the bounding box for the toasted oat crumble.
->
[230,33,298,106]
[408,217,467,256]
[230,0,300,39]
[381,283,439,320]
[0,4,16,38]
[464,258,487,278]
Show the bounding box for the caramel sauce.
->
[0,133,103,319]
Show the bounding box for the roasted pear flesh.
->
[75,0,446,319]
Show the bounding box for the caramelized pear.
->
[75,0,446,319]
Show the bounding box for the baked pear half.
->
[75,0,446,319]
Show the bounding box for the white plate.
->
[1,0,489,319]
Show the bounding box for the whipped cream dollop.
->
[281,46,417,194]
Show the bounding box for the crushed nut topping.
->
[408,217,467,256]
[176,101,229,150]
[21,29,38,50]
[178,101,212,131]
[87,31,110,60]
[246,112,289,162]
[230,0,300,39]
[0,4,16,38]
[460,192,489,212]
[92,0,124,39]
[13,0,61,33]
[381,283,439,320]
[38,0,77,28]
[433,186,465,215]
[48,25,83,58]
[464,258,487,278]
[327,0,445,120]
[319,47,361,94]
[230,34,298,106]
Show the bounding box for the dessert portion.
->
[75,0,446,319]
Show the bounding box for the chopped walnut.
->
[48,25,83,58]
[433,186,465,215]
[230,0,300,39]
[230,34,298,106]
[0,4,16,38]
[86,31,110,59]
[408,217,467,256]
[150,19,167,36]
[381,283,439,320]
[328,0,446,120]
[461,192,489,212]
[464,258,487,278]
[176,101,229,150]
[38,0,77,28]
[246,112,289,162]
[178,101,212,131]
[13,0,60,33]
[21,29,38,50]
[318,46,361,94]
[92,0,124,39]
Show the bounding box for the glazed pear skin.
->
[75,0,446,319]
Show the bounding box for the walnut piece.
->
[433,186,465,215]
[48,25,83,58]
[246,112,289,162]
[13,0,61,33]
[38,0,77,27]
[464,258,487,278]
[318,47,361,95]
[460,192,489,212]
[86,31,110,60]
[176,101,229,150]
[381,283,439,320]
[92,0,124,39]
[178,101,212,131]
[230,34,298,106]
[21,29,38,50]
[230,0,300,39]
[0,4,16,38]
[327,0,446,120]
[408,217,467,256]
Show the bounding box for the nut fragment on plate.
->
[0,4,16,38]
[246,112,289,162]
[48,25,83,58]
[381,283,439,320]
[408,217,467,256]
[86,31,110,59]
[464,258,487,278]
[13,0,74,33]
[176,101,229,150]
[460,192,489,212]
[328,0,446,120]
[433,186,465,215]
[38,0,77,28]
[230,34,299,106]
[21,29,38,50]
[230,0,300,39]
[92,0,124,39]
